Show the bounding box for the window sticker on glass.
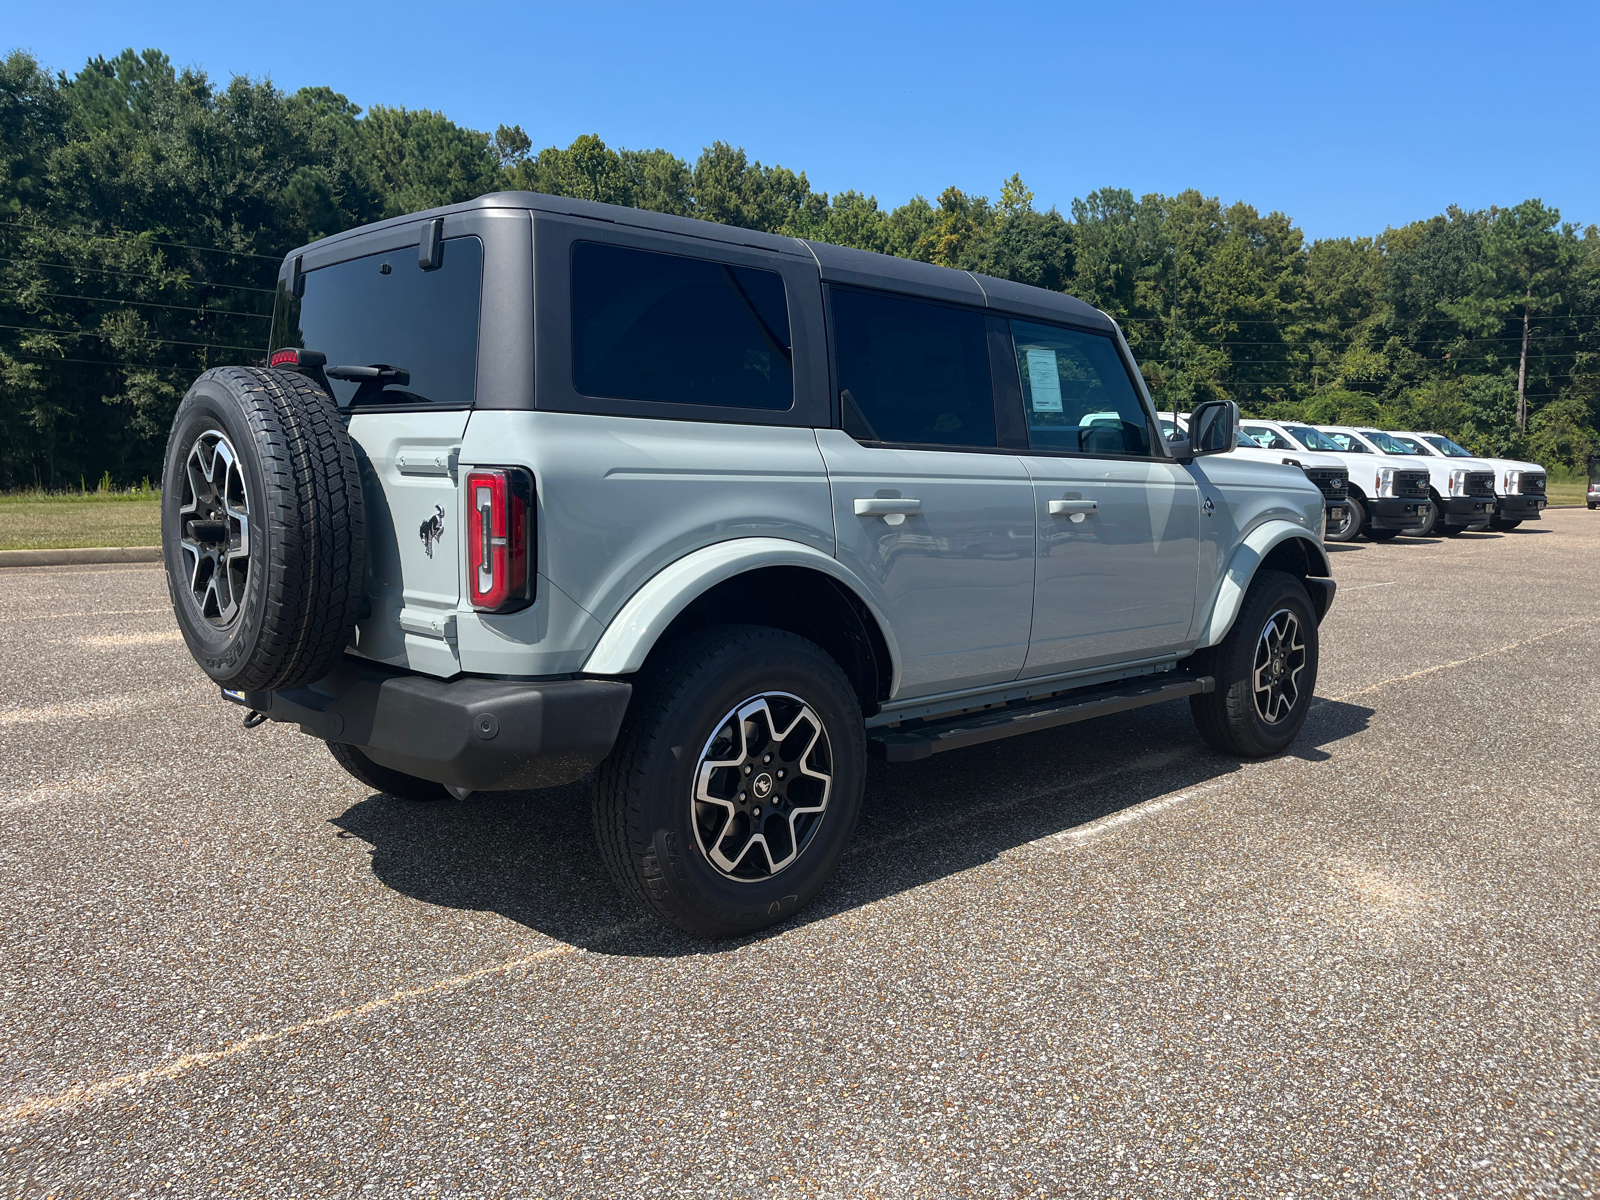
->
[1025,349,1063,413]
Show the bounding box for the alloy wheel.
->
[178,430,251,626]
[692,692,833,881]
[1252,608,1306,725]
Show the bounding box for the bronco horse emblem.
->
[419,505,446,558]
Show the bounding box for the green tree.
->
[1439,200,1574,430]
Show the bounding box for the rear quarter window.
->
[571,241,793,411]
[271,236,483,408]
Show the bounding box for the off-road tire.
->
[592,625,866,939]
[1188,569,1319,758]
[327,741,449,802]
[161,367,364,691]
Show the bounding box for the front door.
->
[1002,317,1199,676]
[1020,455,1200,674]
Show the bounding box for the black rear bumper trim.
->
[241,659,631,792]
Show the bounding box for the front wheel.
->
[1490,515,1523,531]
[1189,570,1319,757]
[1412,493,1441,537]
[592,625,866,939]
[1323,496,1361,543]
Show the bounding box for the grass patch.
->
[1545,478,1588,507]
[0,490,163,551]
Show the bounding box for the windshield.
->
[1317,430,1371,453]
[1390,435,1430,455]
[1363,430,1416,455]
[1158,419,1180,441]
[1237,430,1263,448]
[1285,424,1350,452]
[1423,435,1473,458]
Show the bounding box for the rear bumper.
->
[1369,497,1433,530]
[1439,495,1497,527]
[232,658,631,792]
[1498,494,1546,520]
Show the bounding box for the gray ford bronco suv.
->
[161,192,1336,937]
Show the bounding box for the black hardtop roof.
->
[285,191,1114,332]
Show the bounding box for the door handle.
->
[854,497,922,524]
[1047,499,1098,516]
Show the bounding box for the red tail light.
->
[466,468,534,612]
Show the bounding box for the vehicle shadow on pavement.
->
[329,695,1373,955]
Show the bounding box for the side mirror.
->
[1188,400,1238,457]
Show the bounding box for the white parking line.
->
[4,610,1591,1131]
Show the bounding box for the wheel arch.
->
[581,538,899,716]
[1197,521,1332,650]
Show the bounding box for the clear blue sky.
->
[9,0,1596,242]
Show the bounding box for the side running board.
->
[866,675,1215,762]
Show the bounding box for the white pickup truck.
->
[1348,427,1498,536]
[1159,412,1352,540]
[1241,419,1432,541]
[1385,431,1547,531]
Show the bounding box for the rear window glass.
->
[271,237,483,408]
[571,242,793,410]
[1011,320,1150,456]
[831,289,994,448]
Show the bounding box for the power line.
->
[0,256,277,295]
[3,353,218,370]
[0,322,264,354]
[4,290,272,320]
[0,220,286,262]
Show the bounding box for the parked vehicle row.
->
[1163,414,1548,542]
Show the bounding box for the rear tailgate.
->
[347,412,467,677]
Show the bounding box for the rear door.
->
[274,228,485,677]
[821,288,1036,699]
[1005,319,1200,674]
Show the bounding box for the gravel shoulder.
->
[1,514,1596,1197]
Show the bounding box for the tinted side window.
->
[571,242,792,411]
[831,289,995,448]
[1012,320,1150,456]
[274,238,483,408]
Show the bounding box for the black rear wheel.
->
[1189,570,1319,757]
[592,625,865,938]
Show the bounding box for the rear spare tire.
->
[161,366,365,691]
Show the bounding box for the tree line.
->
[2,47,1596,489]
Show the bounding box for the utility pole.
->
[1516,286,1532,432]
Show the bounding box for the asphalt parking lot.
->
[1,511,1596,1198]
